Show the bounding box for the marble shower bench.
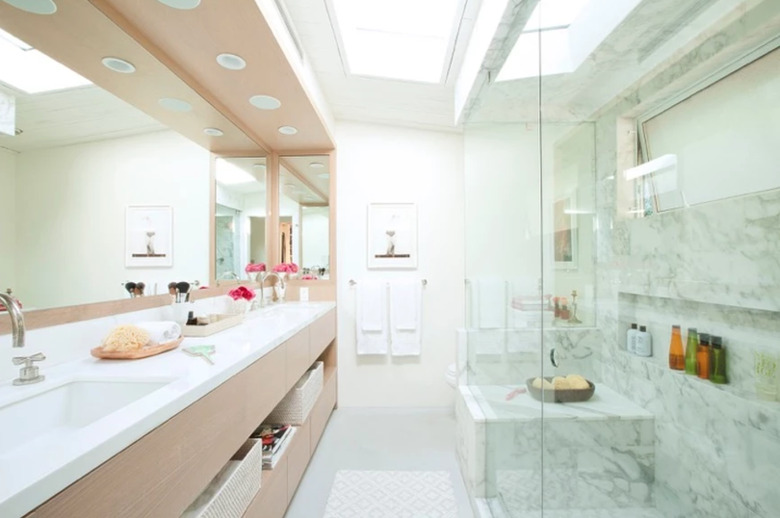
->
[456,383,657,517]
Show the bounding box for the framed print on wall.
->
[125,206,173,267]
[367,203,417,269]
[553,197,578,270]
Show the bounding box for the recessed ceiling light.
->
[101,57,136,74]
[249,95,281,110]
[2,0,57,15]
[216,53,246,70]
[278,126,297,135]
[158,97,192,112]
[203,127,224,137]
[317,172,330,179]
[156,0,200,9]
[309,161,325,169]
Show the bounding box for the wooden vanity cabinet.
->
[26,308,336,518]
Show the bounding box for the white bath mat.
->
[323,470,458,518]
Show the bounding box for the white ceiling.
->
[0,83,165,152]
[281,0,482,132]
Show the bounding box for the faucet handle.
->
[12,352,46,366]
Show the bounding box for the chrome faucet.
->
[0,292,45,385]
[264,272,286,303]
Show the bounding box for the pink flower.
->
[301,274,318,280]
[245,263,266,273]
[272,262,299,273]
[228,285,256,301]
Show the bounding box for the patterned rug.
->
[323,470,458,518]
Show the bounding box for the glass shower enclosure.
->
[456,1,780,517]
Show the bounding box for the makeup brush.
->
[135,282,146,297]
[176,281,191,303]
[125,282,137,297]
[168,282,178,297]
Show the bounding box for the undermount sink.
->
[0,377,172,457]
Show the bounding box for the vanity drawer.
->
[310,369,337,449]
[244,459,287,518]
[285,329,311,392]
[309,309,336,363]
[286,420,311,504]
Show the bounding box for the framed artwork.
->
[125,206,173,267]
[367,203,417,269]
[553,197,577,269]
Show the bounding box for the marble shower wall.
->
[590,9,780,515]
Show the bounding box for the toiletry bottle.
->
[710,336,728,384]
[685,327,699,375]
[669,325,685,370]
[636,325,652,357]
[697,333,711,380]
[627,323,638,354]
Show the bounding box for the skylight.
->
[332,0,460,83]
[497,0,641,81]
[216,161,257,185]
[0,29,91,94]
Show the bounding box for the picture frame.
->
[553,197,578,269]
[125,206,173,268]
[367,203,417,269]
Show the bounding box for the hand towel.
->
[356,281,388,355]
[390,280,422,356]
[477,278,506,329]
[135,321,182,344]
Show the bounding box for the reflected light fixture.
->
[156,0,201,9]
[2,0,57,15]
[158,97,192,112]
[101,57,136,74]
[317,173,330,179]
[203,127,224,137]
[309,161,325,168]
[278,126,297,135]
[216,53,246,70]
[253,163,266,171]
[249,95,281,110]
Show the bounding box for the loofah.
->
[565,374,590,390]
[102,324,150,352]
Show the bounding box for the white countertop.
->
[0,301,335,518]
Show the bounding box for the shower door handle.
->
[550,347,559,368]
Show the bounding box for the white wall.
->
[336,121,465,408]
[15,131,210,308]
[0,148,15,289]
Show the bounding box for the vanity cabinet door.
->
[309,308,336,363]
[286,328,311,391]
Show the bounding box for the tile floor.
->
[286,407,475,518]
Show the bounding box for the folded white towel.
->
[390,281,422,356]
[136,321,182,344]
[356,281,388,355]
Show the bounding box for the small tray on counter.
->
[182,314,244,337]
[91,337,183,360]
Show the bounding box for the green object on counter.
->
[685,328,698,375]
[183,345,216,365]
[710,336,728,384]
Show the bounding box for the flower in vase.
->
[228,285,256,301]
[272,262,299,273]
[301,274,318,280]
[245,262,266,273]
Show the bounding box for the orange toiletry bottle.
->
[697,333,711,380]
[669,325,685,370]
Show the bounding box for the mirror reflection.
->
[278,155,330,279]
[214,157,268,281]
[0,36,210,311]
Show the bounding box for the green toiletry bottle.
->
[710,336,728,384]
[685,327,699,375]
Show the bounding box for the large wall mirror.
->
[0,39,210,311]
[279,155,330,279]
[214,157,268,282]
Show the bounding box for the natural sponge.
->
[552,376,570,390]
[102,324,150,352]
[531,377,554,390]
[566,374,590,390]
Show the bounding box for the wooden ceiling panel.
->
[91,0,335,153]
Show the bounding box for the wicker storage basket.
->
[181,438,263,518]
[265,361,324,425]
